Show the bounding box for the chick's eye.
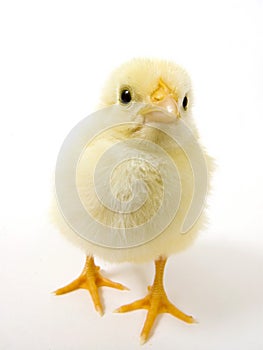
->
[182,95,188,110]
[120,89,132,104]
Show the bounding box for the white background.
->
[0,0,263,349]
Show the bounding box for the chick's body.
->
[53,58,213,343]
[54,125,204,263]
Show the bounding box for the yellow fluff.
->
[51,58,213,264]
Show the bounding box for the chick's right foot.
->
[54,256,128,315]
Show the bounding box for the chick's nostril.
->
[151,90,165,102]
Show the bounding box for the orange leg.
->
[54,256,128,315]
[115,257,195,344]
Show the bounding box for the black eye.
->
[120,89,132,104]
[182,95,188,110]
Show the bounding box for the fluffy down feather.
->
[51,58,213,264]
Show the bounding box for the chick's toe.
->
[54,256,128,315]
[115,257,195,343]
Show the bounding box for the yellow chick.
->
[52,58,213,344]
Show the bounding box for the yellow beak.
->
[139,79,180,123]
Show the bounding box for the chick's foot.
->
[115,257,195,344]
[54,256,128,315]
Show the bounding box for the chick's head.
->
[100,58,193,125]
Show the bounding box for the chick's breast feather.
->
[51,58,213,264]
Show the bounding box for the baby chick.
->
[52,58,212,344]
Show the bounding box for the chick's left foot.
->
[54,256,128,315]
[115,257,195,344]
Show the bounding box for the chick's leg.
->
[54,256,127,315]
[115,257,195,344]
